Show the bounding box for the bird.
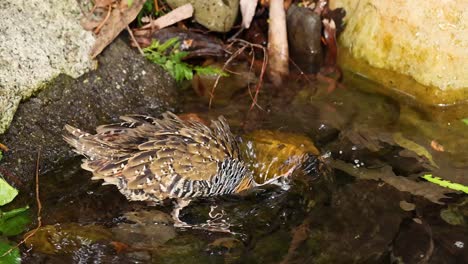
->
[63,112,265,229]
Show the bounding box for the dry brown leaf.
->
[240,0,258,29]
[140,4,193,30]
[0,142,9,152]
[94,0,114,9]
[89,0,146,58]
[430,140,445,152]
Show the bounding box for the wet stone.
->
[287,4,323,74]
[0,38,178,191]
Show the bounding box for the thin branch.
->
[209,45,248,108]
[127,25,144,55]
[93,5,112,35]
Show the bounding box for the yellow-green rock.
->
[331,0,468,104]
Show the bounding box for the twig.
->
[209,38,268,110]
[209,45,248,108]
[249,44,267,110]
[1,150,42,258]
[154,0,159,12]
[127,25,144,55]
[230,39,268,110]
[93,5,112,35]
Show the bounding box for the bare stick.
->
[1,150,42,258]
[267,0,289,86]
[209,45,248,108]
[141,4,194,30]
[127,25,144,55]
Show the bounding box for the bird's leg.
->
[171,199,191,228]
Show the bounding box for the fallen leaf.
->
[430,140,444,152]
[399,200,416,211]
[393,132,438,168]
[140,4,194,30]
[330,159,452,204]
[110,241,129,253]
[0,143,9,152]
[240,0,258,29]
[90,0,146,58]
[94,0,114,9]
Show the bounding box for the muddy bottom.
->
[18,71,468,263]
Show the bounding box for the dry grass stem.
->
[127,25,144,55]
[1,150,43,258]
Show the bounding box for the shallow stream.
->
[18,68,468,263]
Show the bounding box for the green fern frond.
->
[422,174,468,194]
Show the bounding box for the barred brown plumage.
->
[63,111,258,228]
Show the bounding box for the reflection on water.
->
[21,72,468,263]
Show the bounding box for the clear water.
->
[20,69,468,263]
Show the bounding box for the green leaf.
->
[158,37,180,53]
[0,206,28,220]
[194,66,229,77]
[0,206,30,237]
[127,0,133,7]
[462,118,468,125]
[0,179,18,206]
[422,174,468,194]
[144,38,227,82]
[0,239,20,264]
[0,151,3,161]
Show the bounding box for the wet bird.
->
[64,112,264,228]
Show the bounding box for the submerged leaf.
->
[462,118,468,126]
[392,132,438,168]
[0,178,18,206]
[331,160,451,204]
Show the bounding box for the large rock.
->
[0,0,96,134]
[167,0,239,32]
[0,38,178,190]
[330,0,468,103]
